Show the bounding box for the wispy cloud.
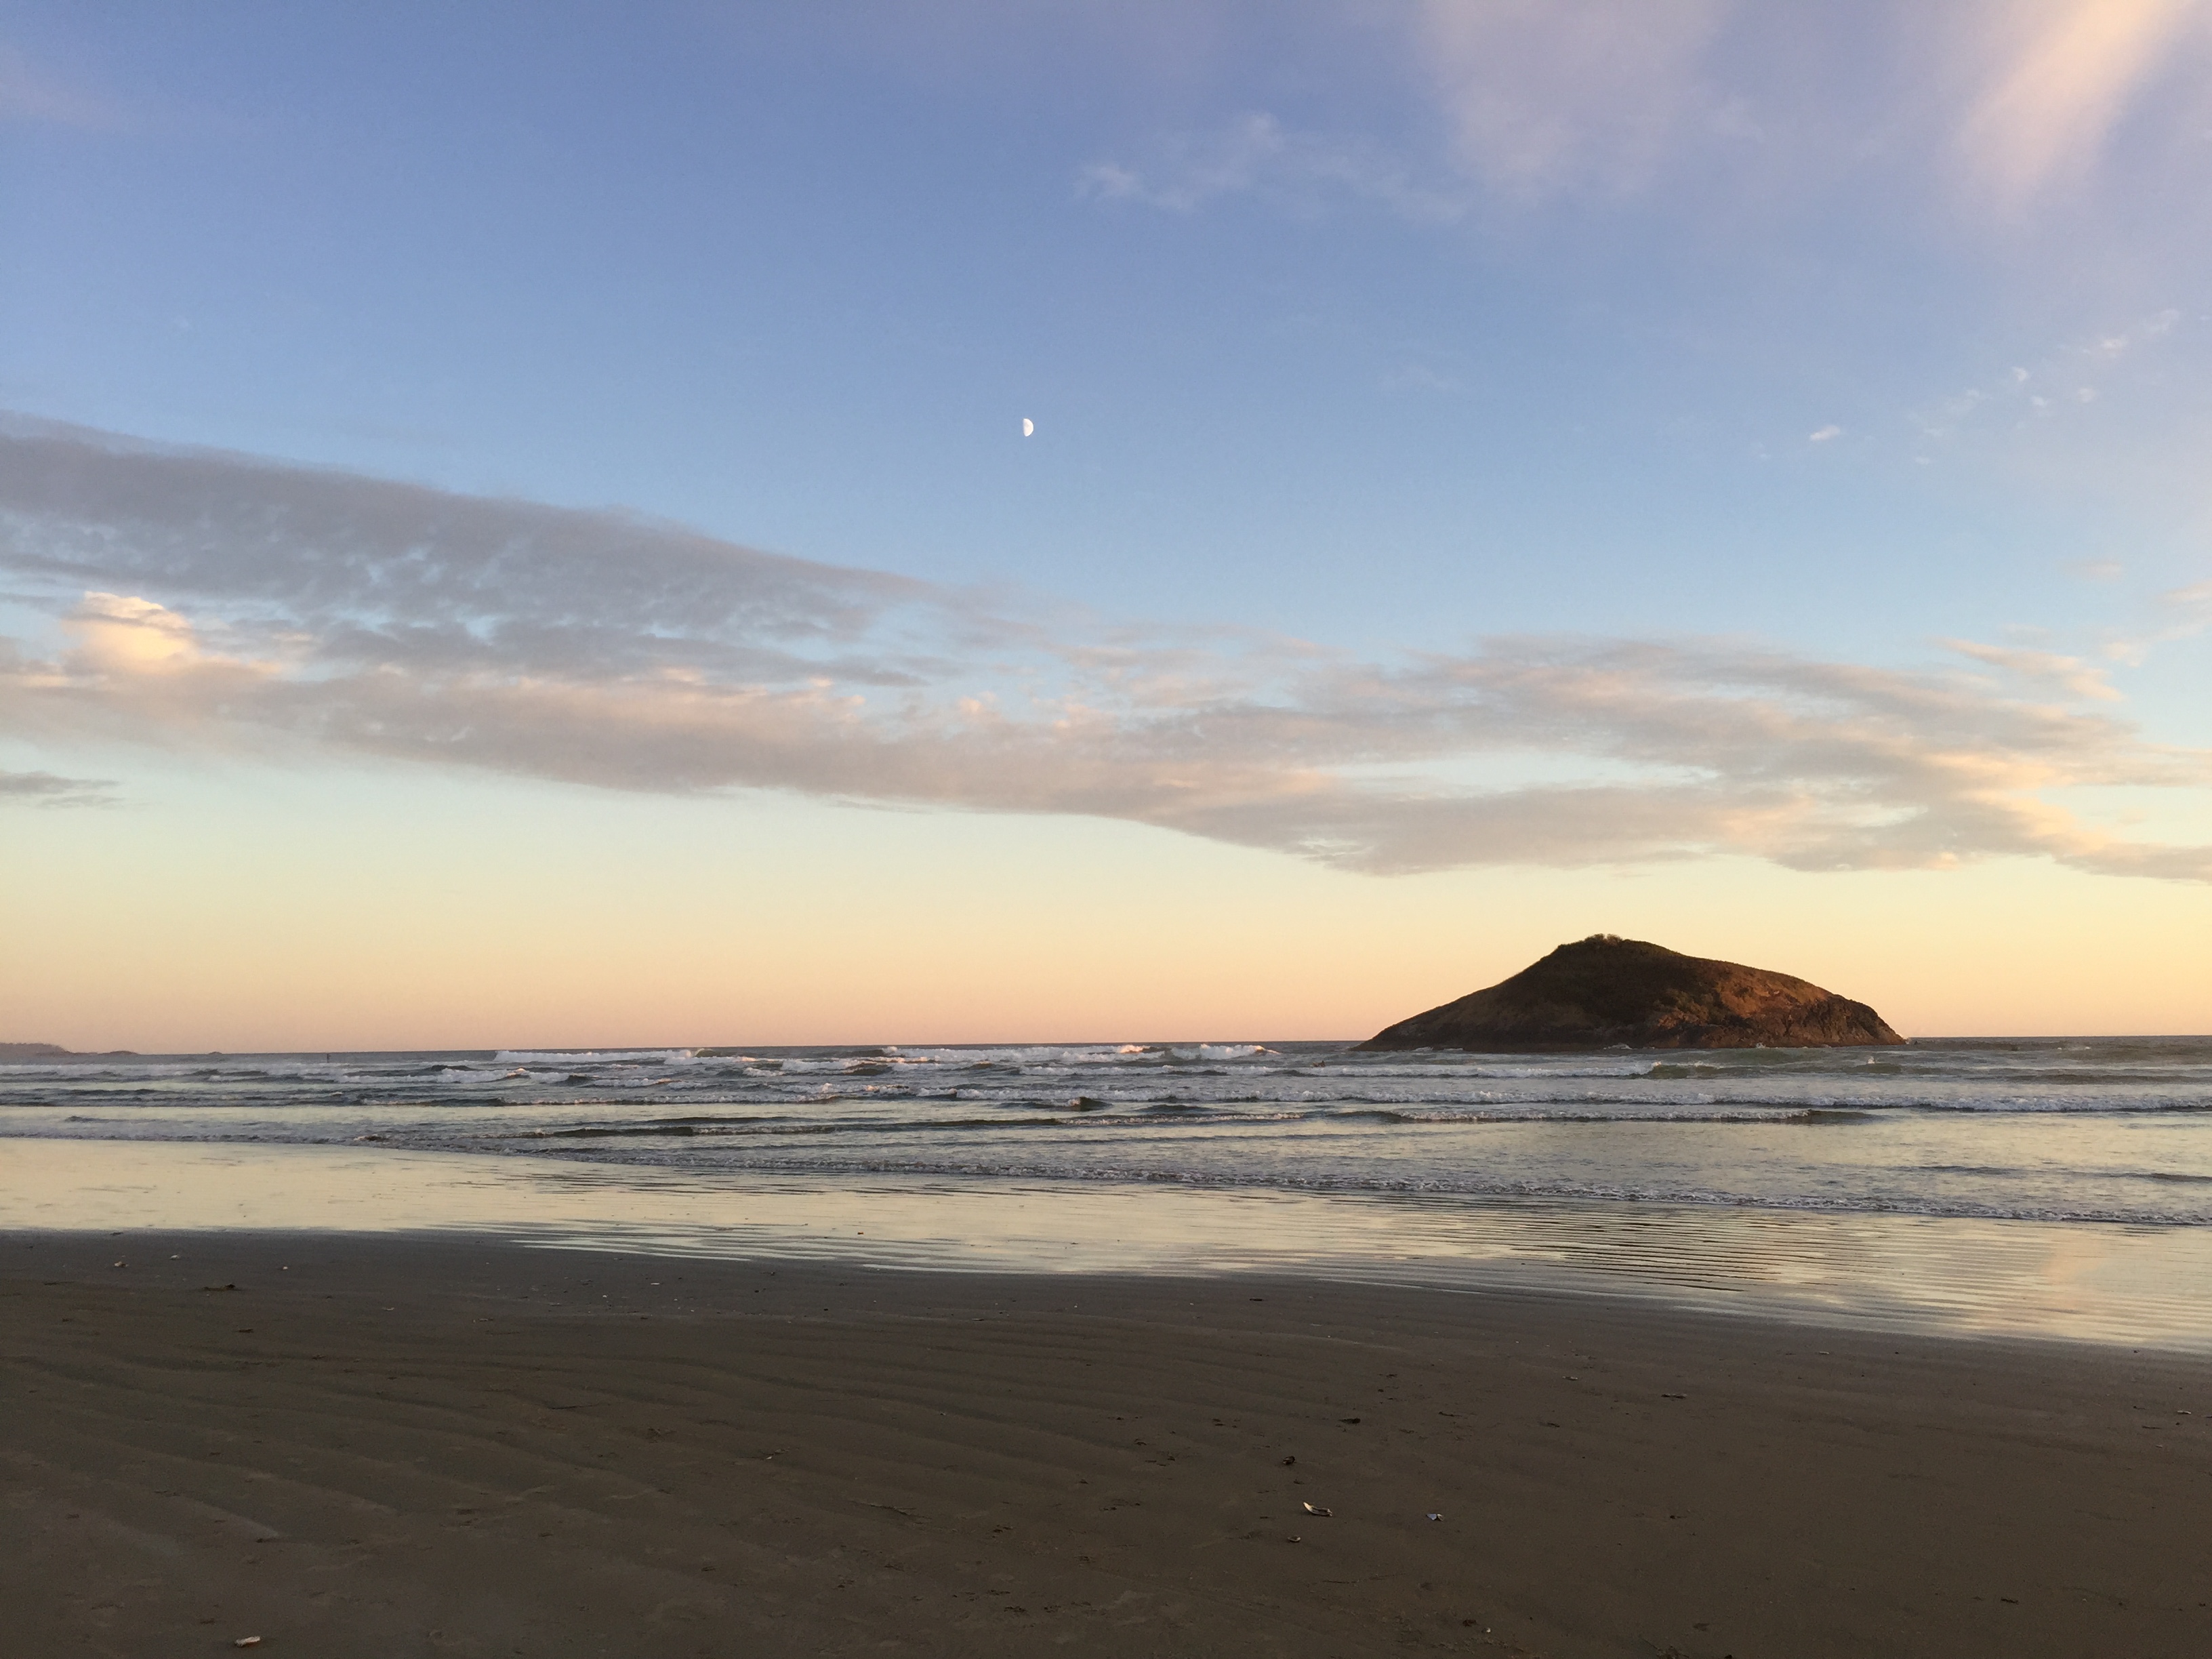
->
[1942,637,2123,702]
[1076,6,1746,228]
[0,765,117,807]
[1912,308,2186,455]
[1080,111,1289,212]
[1413,0,1736,198]
[1080,2,2212,235]
[1953,0,2206,211]
[0,42,125,130]
[2150,576,2212,642]
[1080,111,1468,221]
[2164,577,2212,616]
[2097,576,2212,668]
[4,419,2209,880]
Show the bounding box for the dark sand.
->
[3,1232,2207,1658]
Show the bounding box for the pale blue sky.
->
[5,3,2212,1042]
[8,3,2207,644]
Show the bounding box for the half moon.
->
[1021,417,1034,437]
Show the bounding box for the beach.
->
[7,1229,2207,1658]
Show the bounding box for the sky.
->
[5,1,2212,1048]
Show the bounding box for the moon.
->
[1021,417,1034,437]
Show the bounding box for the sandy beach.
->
[4,1231,2207,1658]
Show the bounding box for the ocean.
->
[7,1036,2212,1347]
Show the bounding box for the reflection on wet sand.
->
[5,1138,2207,1350]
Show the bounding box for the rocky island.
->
[1359,934,1904,1052]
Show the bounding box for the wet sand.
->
[3,1231,2207,1658]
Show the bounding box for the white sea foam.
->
[5,1038,2211,1229]
[494,1048,699,1065]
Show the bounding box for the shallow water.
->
[6,1138,2210,1351]
[7,1037,2210,1348]
[6,1037,2210,1225]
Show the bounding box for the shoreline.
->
[7,1137,2212,1353]
[5,1229,2209,1658]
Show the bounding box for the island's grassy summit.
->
[1359,934,1904,1052]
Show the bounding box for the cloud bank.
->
[3,419,2209,880]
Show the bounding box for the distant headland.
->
[0,1043,138,1060]
[1358,935,1904,1052]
